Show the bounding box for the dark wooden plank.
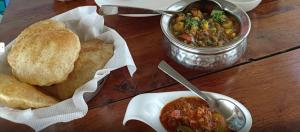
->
[247,0,300,59]
[44,48,300,131]
[3,42,300,131]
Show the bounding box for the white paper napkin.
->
[0,6,136,131]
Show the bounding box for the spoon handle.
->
[98,5,179,16]
[158,61,211,102]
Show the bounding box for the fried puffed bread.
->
[0,74,58,109]
[44,39,114,100]
[7,20,81,86]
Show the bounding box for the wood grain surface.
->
[2,47,299,131]
[0,0,300,131]
[45,48,300,132]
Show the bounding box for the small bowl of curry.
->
[171,9,239,47]
[123,91,252,132]
[160,97,228,131]
[160,0,251,69]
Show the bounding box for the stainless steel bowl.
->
[160,0,251,69]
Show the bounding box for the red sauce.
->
[160,97,229,132]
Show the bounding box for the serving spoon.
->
[98,0,225,16]
[158,60,246,131]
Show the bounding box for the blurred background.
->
[0,0,9,22]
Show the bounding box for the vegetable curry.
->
[160,97,229,132]
[171,7,239,47]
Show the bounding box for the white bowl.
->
[123,91,252,132]
[225,0,262,12]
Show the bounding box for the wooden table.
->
[1,0,300,131]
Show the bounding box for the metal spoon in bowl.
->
[98,0,225,16]
[158,60,246,131]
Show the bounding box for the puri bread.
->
[7,20,81,86]
[0,74,58,109]
[44,39,114,100]
[16,20,65,40]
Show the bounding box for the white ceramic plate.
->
[95,0,180,10]
[123,91,252,132]
[225,0,262,12]
[95,0,181,17]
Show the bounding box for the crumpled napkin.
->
[0,6,136,131]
